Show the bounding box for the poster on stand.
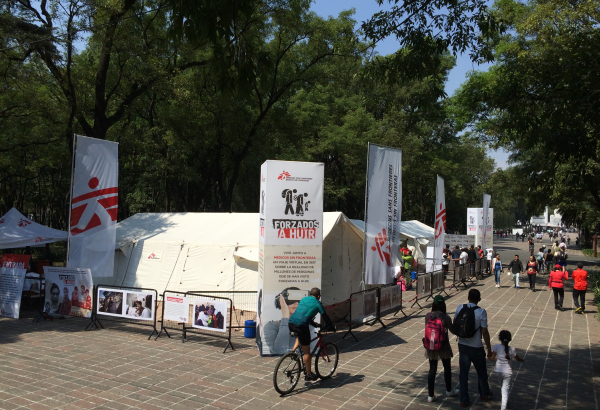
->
[0,267,26,318]
[43,267,93,318]
[364,144,402,284]
[191,299,227,332]
[380,287,392,312]
[164,295,190,323]
[363,289,377,317]
[257,160,324,356]
[96,287,154,321]
[390,285,401,309]
[67,135,118,278]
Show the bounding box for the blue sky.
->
[310,0,510,169]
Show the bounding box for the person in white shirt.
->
[489,330,525,410]
[459,248,468,265]
[454,289,493,406]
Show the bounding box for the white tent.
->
[350,219,434,263]
[107,212,364,305]
[0,208,67,249]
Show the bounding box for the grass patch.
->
[582,249,596,257]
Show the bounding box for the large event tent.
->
[350,219,434,263]
[0,208,67,249]
[108,212,364,305]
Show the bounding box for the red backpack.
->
[423,313,447,351]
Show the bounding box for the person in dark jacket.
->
[506,255,523,289]
[467,246,478,276]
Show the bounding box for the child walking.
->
[489,330,525,410]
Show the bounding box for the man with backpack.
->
[454,289,493,407]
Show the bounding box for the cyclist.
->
[288,287,335,381]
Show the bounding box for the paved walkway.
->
[1,238,599,410]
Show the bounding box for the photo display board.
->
[257,160,324,356]
[43,267,93,318]
[191,298,227,332]
[96,287,155,321]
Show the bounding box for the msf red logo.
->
[278,171,291,180]
[18,218,31,227]
[70,177,118,236]
[435,203,446,240]
[371,228,391,266]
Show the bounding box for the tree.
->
[452,0,600,227]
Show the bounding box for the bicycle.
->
[272,327,339,395]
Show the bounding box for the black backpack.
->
[453,304,480,338]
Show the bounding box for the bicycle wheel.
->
[315,342,339,380]
[273,353,302,395]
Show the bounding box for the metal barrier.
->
[378,283,406,318]
[343,288,381,341]
[157,290,235,353]
[93,285,159,339]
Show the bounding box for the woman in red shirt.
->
[526,256,538,292]
[549,264,568,311]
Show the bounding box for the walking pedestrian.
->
[526,256,537,291]
[544,248,553,273]
[528,237,535,256]
[572,262,588,314]
[506,255,523,289]
[453,289,493,407]
[515,232,519,242]
[423,295,459,402]
[536,248,545,273]
[492,254,502,288]
[489,330,525,410]
[549,264,568,311]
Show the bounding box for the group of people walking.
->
[422,238,589,408]
[423,289,524,409]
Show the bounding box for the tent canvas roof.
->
[115,212,363,251]
[0,208,67,249]
[350,219,434,244]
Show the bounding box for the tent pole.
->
[361,143,370,291]
[66,134,76,264]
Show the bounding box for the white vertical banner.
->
[433,176,446,271]
[364,144,402,285]
[257,160,324,356]
[482,194,491,250]
[67,135,119,278]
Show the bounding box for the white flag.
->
[433,176,446,270]
[67,136,118,278]
[482,194,491,250]
[364,144,402,284]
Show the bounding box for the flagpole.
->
[361,142,371,291]
[66,134,77,264]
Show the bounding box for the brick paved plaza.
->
[1,237,599,410]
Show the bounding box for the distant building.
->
[530,206,562,227]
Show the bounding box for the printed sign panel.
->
[164,295,190,323]
[390,285,402,310]
[467,207,494,248]
[350,292,365,323]
[257,160,324,356]
[192,298,227,332]
[364,145,402,284]
[43,267,93,318]
[96,287,154,321]
[0,267,26,318]
[363,289,377,317]
[0,254,31,270]
[379,286,392,313]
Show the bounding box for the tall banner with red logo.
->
[67,135,118,278]
[257,160,324,356]
[364,144,402,285]
[433,176,446,271]
[482,194,491,250]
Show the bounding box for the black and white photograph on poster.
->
[97,289,124,316]
[261,287,308,354]
[43,267,93,318]
[192,299,227,332]
[364,290,377,317]
[125,292,153,320]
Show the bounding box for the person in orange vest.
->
[548,264,568,311]
[571,262,588,314]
